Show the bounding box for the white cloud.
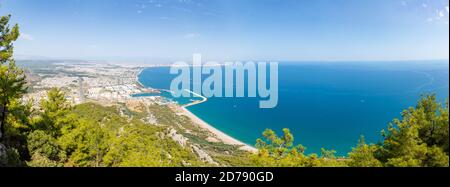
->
[439,10,445,18]
[19,33,34,41]
[184,33,200,39]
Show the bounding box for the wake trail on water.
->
[410,71,436,93]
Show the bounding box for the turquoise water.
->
[138,61,449,155]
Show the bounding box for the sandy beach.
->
[136,67,257,153]
[179,106,257,153]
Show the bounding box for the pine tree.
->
[347,136,382,167]
[26,89,74,166]
[256,128,296,158]
[0,14,26,142]
[33,88,75,137]
[378,95,449,167]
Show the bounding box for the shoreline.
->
[135,67,257,153]
[135,68,146,88]
[179,106,257,153]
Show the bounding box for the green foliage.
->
[1,14,26,142]
[61,101,197,166]
[0,14,30,165]
[377,95,449,167]
[252,128,345,167]
[256,128,297,158]
[0,147,22,167]
[320,148,337,159]
[27,130,62,161]
[0,15,20,61]
[347,136,382,167]
[3,99,32,161]
[23,89,73,165]
[26,153,63,167]
[72,103,127,130]
[103,124,202,167]
[58,119,109,167]
[33,88,76,136]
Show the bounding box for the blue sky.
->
[1,0,449,62]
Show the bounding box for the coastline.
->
[179,106,257,153]
[135,67,257,153]
[135,68,146,88]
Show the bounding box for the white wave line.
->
[182,89,208,108]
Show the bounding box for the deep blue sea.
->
[138,61,449,155]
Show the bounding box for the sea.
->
[137,61,449,155]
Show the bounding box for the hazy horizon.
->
[13,54,450,64]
